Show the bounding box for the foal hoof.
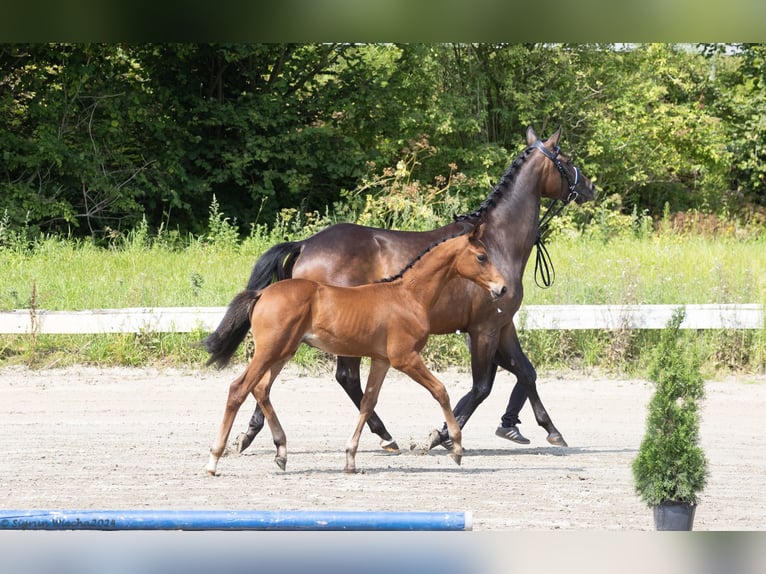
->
[380,438,400,453]
[546,431,568,447]
[275,455,287,471]
[449,452,462,466]
[232,432,253,454]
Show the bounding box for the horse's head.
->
[527,126,596,205]
[457,223,507,300]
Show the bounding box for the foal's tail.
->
[203,289,262,369]
[204,241,303,369]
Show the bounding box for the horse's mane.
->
[376,228,473,284]
[452,146,534,223]
[375,145,534,284]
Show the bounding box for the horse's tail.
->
[246,241,303,290]
[203,289,261,369]
[203,241,303,369]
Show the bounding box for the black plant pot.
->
[653,502,697,531]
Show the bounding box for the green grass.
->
[1,221,765,374]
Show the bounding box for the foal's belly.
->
[301,331,387,360]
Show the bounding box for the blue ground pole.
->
[0,509,472,531]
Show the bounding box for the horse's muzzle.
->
[490,283,507,300]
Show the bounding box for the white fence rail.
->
[0,304,762,335]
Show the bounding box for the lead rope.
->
[533,198,565,288]
[531,141,581,288]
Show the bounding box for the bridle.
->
[531,140,582,288]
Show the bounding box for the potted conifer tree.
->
[632,308,708,530]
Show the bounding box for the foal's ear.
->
[469,222,487,244]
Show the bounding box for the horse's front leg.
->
[424,330,499,451]
[336,356,399,452]
[344,359,390,473]
[495,323,567,446]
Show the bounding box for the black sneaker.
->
[495,425,530,444]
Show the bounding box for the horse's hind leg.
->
[345,359,390,473]
[336,356,399,452]
[232,405,265,454]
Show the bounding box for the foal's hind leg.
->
[252,359,291,470]
[232,356,399,454]
[206,363,268,476]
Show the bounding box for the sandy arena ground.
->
[1,364,764,531]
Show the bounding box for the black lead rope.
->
[534,199,565,288]
[531,141,580,288]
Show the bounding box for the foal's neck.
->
[395,240,462,310]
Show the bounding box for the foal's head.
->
[455,223,507,300]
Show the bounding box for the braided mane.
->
[377,228,472,284]
[452,146,534,223]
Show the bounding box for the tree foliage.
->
[1,43,763,239]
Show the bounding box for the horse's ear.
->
[526,126,538,145]
[547,126,563,147]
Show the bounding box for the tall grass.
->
[1,173,765,373]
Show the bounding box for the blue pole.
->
[0,510,472,531]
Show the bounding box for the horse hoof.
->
[414,429,442,453]
[275,456,287,471]
[205,468,218,477]
[380,438,400,453]
[449,452,462,466]
[232,433,253,454]
[546,432,568,447]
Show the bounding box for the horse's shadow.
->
[237,444,638,476]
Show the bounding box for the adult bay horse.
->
[213,126,595,454]
[204,224,506,474]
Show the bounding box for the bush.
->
[632,308,708,506]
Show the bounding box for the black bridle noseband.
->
[531,140,581,288]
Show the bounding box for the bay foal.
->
[205,223,506,474]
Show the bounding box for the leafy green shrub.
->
[632,308,708,506]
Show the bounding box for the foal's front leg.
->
[395,354,463,465]
[345,358,390,473]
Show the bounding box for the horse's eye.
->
[477,254,487,263]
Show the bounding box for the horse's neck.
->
[485,174,541,260]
